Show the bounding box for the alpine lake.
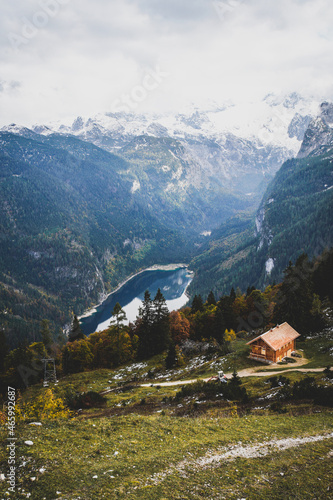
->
[80,266,193,335]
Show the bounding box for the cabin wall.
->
[250,339,274,362]
[250,339,297,363]
[274,339,296,362]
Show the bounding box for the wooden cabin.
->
[247,322,300,364]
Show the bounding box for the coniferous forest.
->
[1,247,332,395]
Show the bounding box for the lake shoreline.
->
[78,263,191,320]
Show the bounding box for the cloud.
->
[0,80,21,93]
[0,0,332,125]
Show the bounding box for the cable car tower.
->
[41,358,57,387]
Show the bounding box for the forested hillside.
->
[189,107,333,299]
[0,132,190,347]
[1,247,332,393]
[1,103,333,349]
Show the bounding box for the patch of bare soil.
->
[146,432,333,486]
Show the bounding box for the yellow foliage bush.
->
[224,329,236,343]
[17,389,71,421]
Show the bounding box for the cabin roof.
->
[247,322,300,351]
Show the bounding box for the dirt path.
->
[236,366,327,378]
[145,432,333,486]
[141,365,329,388]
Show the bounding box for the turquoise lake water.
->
[80,266,193,335]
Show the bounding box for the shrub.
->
[291,377,333,407]
[175,372,248,403]
[268,375,290,388]
[323,366,333,379]
[270,401,287,414]
[66,390,107,410]
[18,389,70,420]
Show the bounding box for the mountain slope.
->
[0,132,190,346]
[3,93,322,236]
[19,93,322,230]
[189,104,333,298]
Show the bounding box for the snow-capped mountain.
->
[21,93,320,199]
[28,92,320,155]
[0,92,323,234]
[298,102,333,158]
[189,104,333,298]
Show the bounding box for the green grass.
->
[159,339,259,382]
[299,335,333,369]
[0,411,332,499]
[1,331,332,499]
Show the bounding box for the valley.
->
[0,95,332,500]
[1,94,332,349]
[2,1,333,498]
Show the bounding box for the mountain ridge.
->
[189,103,333,298]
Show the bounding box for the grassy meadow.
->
[1,337,332,499]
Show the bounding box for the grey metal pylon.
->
[41,358,57,386]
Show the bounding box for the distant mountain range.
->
[0,93,331,346]
[2,93,322,233]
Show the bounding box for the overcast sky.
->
[1,0,333,126]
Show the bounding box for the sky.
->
[1,0,333,126]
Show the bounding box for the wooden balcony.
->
[249,353,273,364]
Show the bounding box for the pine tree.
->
[191,294,204,313]
[274,254,324,334]
[110,302,127,329]
[40,319,52,353]
[212,305,227,345]
[56,327,67,347]
[152,288,170,355]
[165,341,177,369]
[69,315,84,342]
[137,291,154,359]
[109,302,127,357]
[207,290,216,306]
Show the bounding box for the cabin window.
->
[261,347,266,355]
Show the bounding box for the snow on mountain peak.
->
[3,92,319,157]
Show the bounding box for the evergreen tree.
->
[219,296,236,330]
[152,288,170,355]
[40,319,52,353]
[56,327,67,347]
[137,291,154,359]
[109,302,127,357]
[165,341,177,369]
[313,248,333,301]
[212,305,227,345]
[230,287,236,302]
[69,315,84,342]
[227,370,248,401]
[110,302,127,329]
[274,254,324,334]
[191,294,204,313]
[207,290,216,306]
[246,286,255,297]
